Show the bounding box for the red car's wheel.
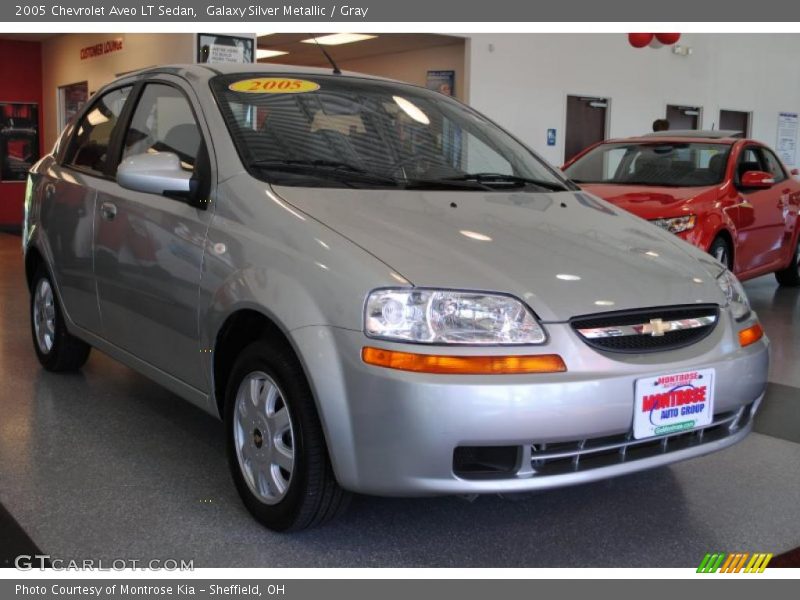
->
[775,240,800,287]
[708,237,733,271]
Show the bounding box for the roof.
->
[128,62,394,82]
[643,129,744,139]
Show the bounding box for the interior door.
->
[666,105,700,130]
[565,95,608,162]
[719,110,750,137]
[732,146,787,271]
[93,77,213,390]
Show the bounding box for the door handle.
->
[100,201,117,221]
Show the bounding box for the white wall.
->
[466,34,800,166]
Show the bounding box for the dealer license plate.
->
[633,368,715,439]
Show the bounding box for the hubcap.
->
[233,371,295,505]
[33,279,56,354]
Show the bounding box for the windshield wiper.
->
[402,178,495,191]
[250,159,400,186]
[446,173,569,191]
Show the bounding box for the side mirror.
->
[739,170,775,189]
[118,152,197,200]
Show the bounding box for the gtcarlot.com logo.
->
[697,552,772,573]
[15,555,194,571]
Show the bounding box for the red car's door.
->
[731,146,787,273]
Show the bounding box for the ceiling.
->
[0,33,59,42]
[256,33,464,66]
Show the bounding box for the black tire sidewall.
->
[224,341,311,531]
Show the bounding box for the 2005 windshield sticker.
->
[633,368,715,439]
[229,78,320,94]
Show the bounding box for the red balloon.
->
[628,33,654,48]
[656,33,681,45]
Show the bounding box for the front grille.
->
[570,304,720,353]
[524,402,754,477]
[454,401,755,481]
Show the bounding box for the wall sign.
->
[426,70,455,97]
[776,112,798,166]
[197,34,254,64]
[547,128,557,146]
[80,38,124,60]
[0,102,39,182]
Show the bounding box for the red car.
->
[563,130,800,285]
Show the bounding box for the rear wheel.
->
[775,240,800,287]
[30,266,91,372]
[225,340,350,531]
[708,237,733,270]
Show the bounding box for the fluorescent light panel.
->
[257,49,289,59]
[300,33,377,46]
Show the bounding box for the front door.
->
[93,77,213,390]
[732,146,788,272]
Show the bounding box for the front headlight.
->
[651,215,696,234]
[365,289,546,344]
[716,269,751,321]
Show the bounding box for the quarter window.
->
[122,83,202,173]
[64,86,131,175]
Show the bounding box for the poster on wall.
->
[58,82,89,131]
[197,34,254,64]
[0,102,39,182]
[426,70,455,97]
[776,111,798,166]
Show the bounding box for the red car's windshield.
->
[565,141,732,188]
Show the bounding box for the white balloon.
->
[649,38,664,49]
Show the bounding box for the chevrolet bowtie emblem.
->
[642,318,671,337]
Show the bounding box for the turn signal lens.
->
[738,323,764,347]
[361,347,567,375]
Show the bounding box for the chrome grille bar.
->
[576,315,717,339]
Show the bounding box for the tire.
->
[225,340,350,531]
[30,265,91,372]
[708,237,733,270]
[775,240,800,287]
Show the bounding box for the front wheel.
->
[708,237,733,271]
[30,266,91,372]
[225,340,350,531]
[775,240,800,286]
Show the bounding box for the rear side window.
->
[121,83,202,173]
[64,86,131,176]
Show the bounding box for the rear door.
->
[733,145,787,271]
[92,76,214,390]
[44,85,132,333]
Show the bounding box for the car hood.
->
[578,183,718,220]
[271,186,725,322]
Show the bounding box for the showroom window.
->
[122,83,202,173]
[64,86,131,176]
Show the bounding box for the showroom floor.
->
[0,232,798,568]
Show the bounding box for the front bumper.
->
[291,311,769,496]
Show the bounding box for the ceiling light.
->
[301,33,377,46]
[393,96,430,125]
[257,49,288,59]
[459,230,492,242]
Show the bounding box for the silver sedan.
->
[23,64,769,530]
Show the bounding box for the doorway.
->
[719,109,750,137]
[565,95,608,162]
[666,105,701,130]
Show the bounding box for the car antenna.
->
[309,34,342,74]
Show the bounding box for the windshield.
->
[211,73,571,192]
[564,141,732,187]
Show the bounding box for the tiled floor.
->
[0,233,797,567]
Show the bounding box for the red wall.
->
[0,40,43,228]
